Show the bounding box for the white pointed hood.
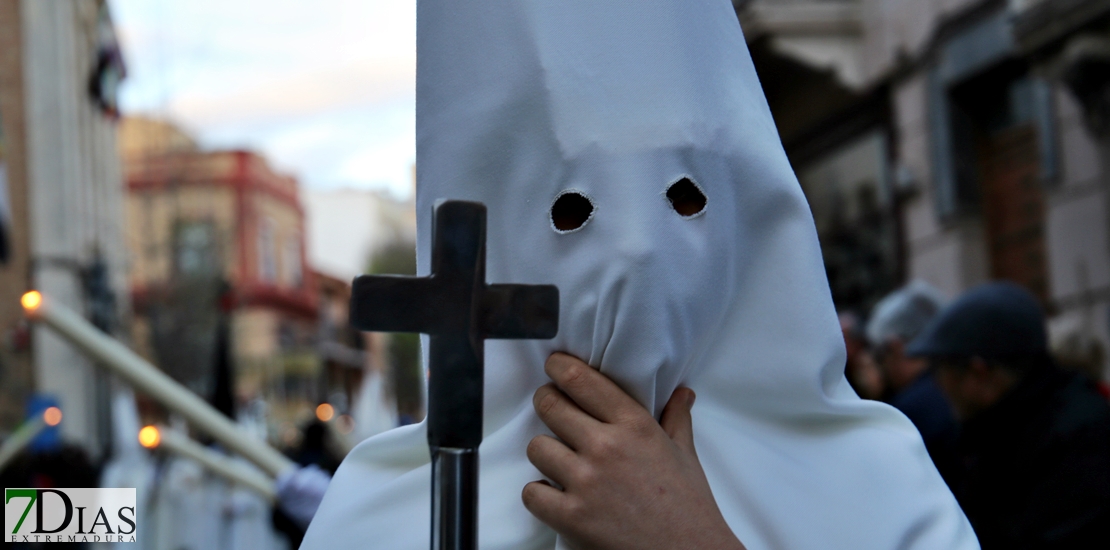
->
[303,1,977,548]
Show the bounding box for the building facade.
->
[739,0,1110,378]
[304,186,417,284]
[0,0,129,456]
[121,117,319,440]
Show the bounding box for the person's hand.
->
[522,353,746,550]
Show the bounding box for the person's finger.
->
[660,387,697,456]
[545,352,644,424]
[521,480,570,529]
[533,383,599,449]
[526,435,579,487]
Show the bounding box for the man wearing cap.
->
[908,281,1110,549]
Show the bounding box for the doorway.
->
[950,66,1050,305]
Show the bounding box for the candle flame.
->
[316,403,335,422]
[21,291,42,312]
[138,425,161,449]
[43,406,62,427]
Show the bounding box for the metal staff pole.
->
[431,447,478,547]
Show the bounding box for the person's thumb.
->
[660,387,697,456]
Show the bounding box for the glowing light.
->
[138,426,161,449]
[21,291,42,312]
[315,403,335,422]
[42,406,62,427]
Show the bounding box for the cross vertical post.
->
[349,200,559,550]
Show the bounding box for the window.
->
[258,218,277,283]
[797,130,899,310]
[283,234,303,287]
[928,9,1057,219]
[174,220,219,278]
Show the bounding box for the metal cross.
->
[349,200,559,550]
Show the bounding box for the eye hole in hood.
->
[666,177,707,217]
[551,191,595,233]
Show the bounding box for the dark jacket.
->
[949,366,1110,550]
[889,371,959,479]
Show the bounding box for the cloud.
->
[202,99,416,197]
[110,0,417,196]
[167,59,414,127]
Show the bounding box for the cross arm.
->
[350,274,445,333]
[481,284,559,339]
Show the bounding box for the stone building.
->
[120,117,319,439]
[304,186,417,284]
[0,0,129,456]
[738,0,1110,378]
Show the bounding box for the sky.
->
[109,0,417,199]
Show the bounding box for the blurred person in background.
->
[291,419,342,474]
[866,280,958,478]
[0,445,99,492]
[0,446,99,550]
[0,398,99,492]
[271,418,339,546]
[1053,331,1110,398]
[909,281,1110,549]
[0,402,98,550]
[839,311,884,400]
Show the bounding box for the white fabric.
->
[100,389,157,549]
[350,368,397,442]
[226,482,289,550]
[276,464,332,529]
[145,456,288,550]
[304,1,977,549]
[100,388,153,491]
[147,458,224,550]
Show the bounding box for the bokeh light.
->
[138,425,161,449]
[316,403,335,422]
[20,291,42,312]
[42,406,63,427]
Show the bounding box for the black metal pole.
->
[427,327,483,550]
[431,447,479,550]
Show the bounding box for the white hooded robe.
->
[303,1,978,548]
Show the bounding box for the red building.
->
[121,117,319,439]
